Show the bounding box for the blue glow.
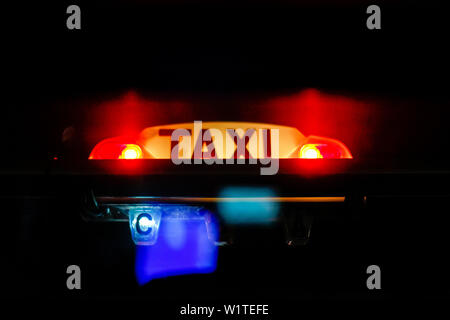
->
[163,218,186,250]
[218,187,279,225]
[135,207,219,285]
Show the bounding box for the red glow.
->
[299,136,352,159]
[89,137,143,159]
[90,91,153,138]
[85,88,368,163]
[120,144,143,159]
[264,89,373,159]
[299,144,323,159]
[86,91,191,146]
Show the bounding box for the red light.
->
[299,138,352,159]
[299,144,323,159]
[88,137,144,160]
[119,144,143,159]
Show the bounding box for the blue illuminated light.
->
[135,206,219,285]
[217,187,279,225]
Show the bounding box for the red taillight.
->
[119,144,143,159]
[89,137,143,159]
[299,144,323,159]
[299,137,353,159]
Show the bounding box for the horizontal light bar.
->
[97,196,345,204]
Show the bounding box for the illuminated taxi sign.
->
[139,121,304,160]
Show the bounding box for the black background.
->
[3,0,450,166]
[2,0,450,317]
